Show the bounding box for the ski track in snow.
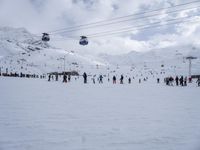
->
[0,77,200,150]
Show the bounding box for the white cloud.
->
[0,0,199,54]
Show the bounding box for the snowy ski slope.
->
[0,77,199,150]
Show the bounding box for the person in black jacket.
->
[63,73,67,83]
[179,76,184,86]
[99,75,103,84]
[128,77,131,84]
[175,76,179,86]
[120,75,124,84]
[113,75,116,84]
[157,78,160,83]
[83,72,87,84]
[48,74,51,81]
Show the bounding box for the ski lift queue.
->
[42,33,89,46]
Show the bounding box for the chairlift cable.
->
[47,0,200,34]
[51,5,200,35]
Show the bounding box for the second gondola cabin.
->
[42,33,50,42]
[79,36,88,46]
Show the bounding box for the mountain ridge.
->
[0,27,199,75]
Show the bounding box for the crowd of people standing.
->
[1,70,200,87]
[46,71,200,87]
[164,76,200,87]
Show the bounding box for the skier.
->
[179,76,184,86]
[99,75,103,84]
[113,75,116,84]
[184,76,187,86]
[92,77,95,84]
[189,77,192,83]
[63,73,67,83]
[51,75,54,81]
[68,74,71,82]
[169,77,174,86]
[175,76,179,86]
[157,78,160,83]
[55,74,58,81]
[48,74,51,81]
[196,77,200,86]
[120,75,124,84]
[128,77,131,84]
[83,72,87,84]
[164,77,167,85]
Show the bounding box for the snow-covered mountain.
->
[99,45,200,75]
[0,27,107,75]
[0,26,199,76]
[99,45,200,65]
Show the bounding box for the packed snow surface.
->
[0,77,200,150]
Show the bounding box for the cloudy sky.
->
[0,0,200,55]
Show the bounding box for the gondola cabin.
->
[42,33,50,42]
[79,36,88,45]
